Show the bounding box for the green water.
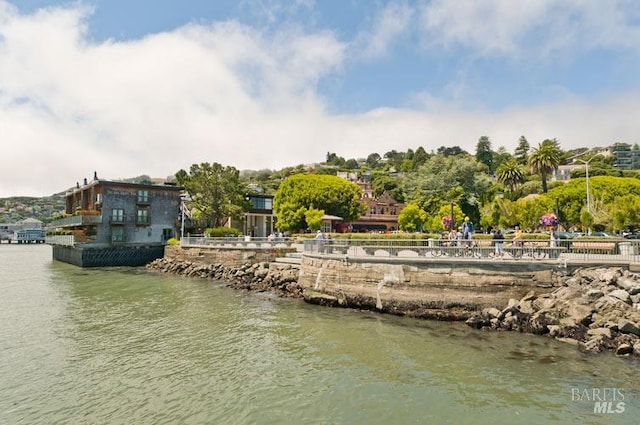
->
[1,244,638,424]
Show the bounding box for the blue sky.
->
[2,0,640,197]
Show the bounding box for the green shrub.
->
[167,237,180,245]
[204,227,242,237]
[46,229,72,236]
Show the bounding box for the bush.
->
[167,237,180,245]
[204,227,242,237]
[46,229,72,236]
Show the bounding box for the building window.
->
[111,209,124,223]
[250,197,273,210]
[137,208,150,225]
[137,190,149,203]
[162,228,173,241]
[111,227,124,242]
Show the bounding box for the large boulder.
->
[608,289,631,304]
[615,343,633,356]
[616,277,640,295]
[618,319,640,336]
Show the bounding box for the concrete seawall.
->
[162,245,567,319]
[299,254,562,319]
[164,244,297,268]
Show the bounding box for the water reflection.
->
[1,245,638,424]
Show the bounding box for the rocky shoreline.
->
[148,257,640,357]
[147,257,305,298]
[465,267,640,357]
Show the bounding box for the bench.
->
[570,241,618,254]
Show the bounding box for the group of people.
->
[267,231,285,241]
[438,217,476,247]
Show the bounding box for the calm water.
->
[1,244,638,425]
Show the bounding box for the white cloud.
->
[419,0,640,58]
[0,3,345,196]
[0,1,639,199]
[353,2,413,60]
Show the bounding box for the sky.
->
[1,0,639,198]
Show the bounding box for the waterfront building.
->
[610,142,640,170]
[336,173,405,232]
[242,194,276,237]
[47,176,183,267]
[0,218,45,243]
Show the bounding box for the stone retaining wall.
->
[164,245,297,267]
[299,255,560,320]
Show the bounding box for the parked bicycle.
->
[488,240,547,259]
[452,241,482,258]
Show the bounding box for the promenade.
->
[179,236,640,273]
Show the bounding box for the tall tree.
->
[514,136,530,165]
[175,163,249,228]
[397,203,427,232]
[326,152,346,167]
[412,146,429,170]
[528,139,561,193]
[371,171,403,201]
[366,153,381,168]
[403,153,492,224]
[475,136,494,172]
[436,146,467,156]
[492,146,513,173]
[273,174,366,231]
[384,150,405,171]
[496,158,526,193]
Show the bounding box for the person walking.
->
[493,228,504,257]
[462,217,475,246]
[513,226,523,247]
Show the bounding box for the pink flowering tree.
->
[540,213,559,227]
[441,215,454,230]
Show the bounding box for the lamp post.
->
[180,197,185,239]
[450,201,455,231]
[180,193,190,240]
[576,157,596,215]
[576,156,599,235]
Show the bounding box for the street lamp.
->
[180,198,186,239]
[180,193,191,239]
[576,154,600,235]
[450,201,455,231]
[576,156,597,215]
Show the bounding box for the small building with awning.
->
[321,214,343,234]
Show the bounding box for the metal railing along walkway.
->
[302,238,640,263]
[180,236,296,249]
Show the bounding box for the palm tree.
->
[496,159,526,193]
[528,139,561,193]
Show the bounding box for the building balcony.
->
[49,214,103,228]
[359,214,400,222]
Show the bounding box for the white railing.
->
[302,238,640,263]
[48,215,102,228]
[180,236,296,249]
[46,235,75,246]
